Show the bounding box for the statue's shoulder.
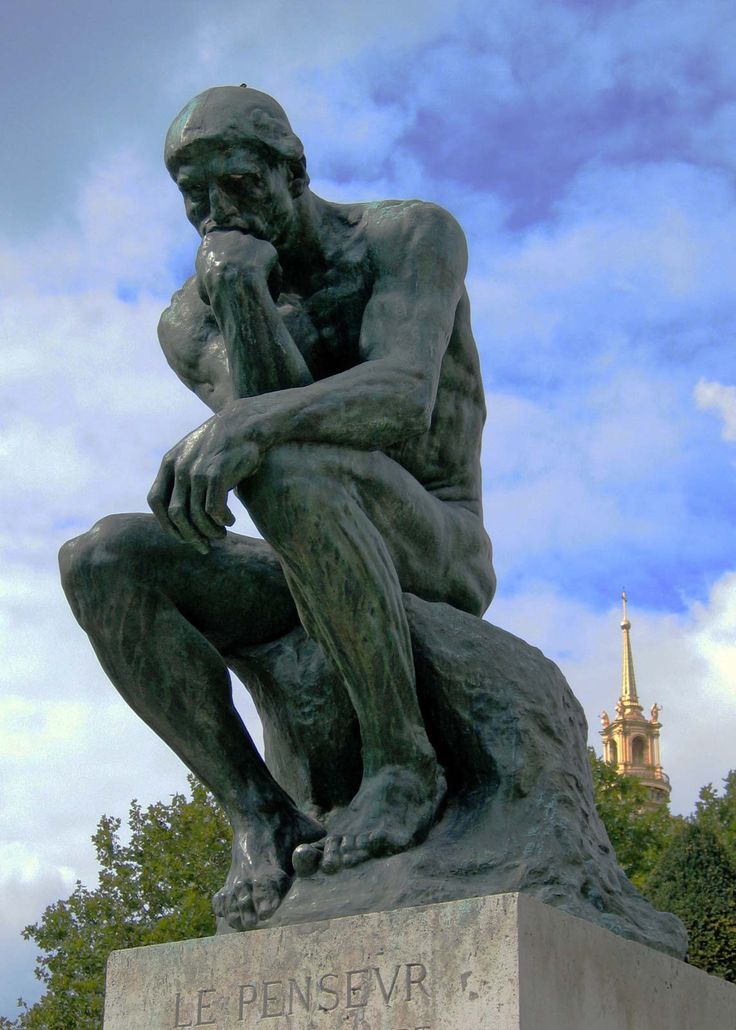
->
[355,199,467,274]
[359,198,464,238]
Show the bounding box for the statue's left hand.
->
[147,411,262,552]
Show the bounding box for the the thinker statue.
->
[59,86,687,959]
[60,85,495,929]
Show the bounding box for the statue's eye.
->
[180,182,205,201]
[222,172,262,191]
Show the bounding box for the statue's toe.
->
[232,881,257,930]
[212,888,227,918]
[252,871,289,921]
[292,840,324,877]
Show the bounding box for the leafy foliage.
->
[646,821,736,982]
[693,770,736,855]
[588,748,682,889]
[589,754,736,982]
[5,777,229,1030]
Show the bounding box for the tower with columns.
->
[599,592,671,807]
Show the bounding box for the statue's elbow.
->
[390,367,435,436]
[417,399,434,434]
[410,377,436,434]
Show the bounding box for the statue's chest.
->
[278,272,372,380]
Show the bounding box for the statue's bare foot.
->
[293,763,446,876]
[213,808,323,930]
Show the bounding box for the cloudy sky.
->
[2,0,735,1014]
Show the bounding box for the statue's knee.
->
[245,443,326,525]
[258,443,319,490]
[463,544,497,617]
[58,514,142,618]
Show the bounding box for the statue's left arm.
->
[148,204,467,550]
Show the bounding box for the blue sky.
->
[1,0,735,1015]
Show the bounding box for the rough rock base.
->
[229,596,686,958]
[103,893,735,1029]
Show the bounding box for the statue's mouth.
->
[206,221,270,243]
[204,220,249,234]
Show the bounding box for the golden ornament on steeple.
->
[620,591,640,708]
[599,592,671,808]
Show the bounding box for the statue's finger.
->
[204,471,235,528]
[168,473,210,554]
[189,471,227,540]
[147,463,181,540]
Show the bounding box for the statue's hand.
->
[196,231,281,304]
[147,411,262,553]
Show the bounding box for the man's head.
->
[165,86,310,242]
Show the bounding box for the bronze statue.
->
[59,87,687,959]
[60,85,494,930]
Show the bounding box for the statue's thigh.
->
[72,512,299,654]
[172,526,301,653]
[358,457,490,611]
[239,441,495,616]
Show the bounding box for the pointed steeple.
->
[600,592,671,807]
[620,591,640,707]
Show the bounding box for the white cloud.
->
[0,869,75,1015]
[0,696,88,762]
[604,0,736,99]
[695,379,736,442]
[0,844,75,892]
[692,101,736,171]
[164,0,452,141]
[0,149,185,299]
[470,161,736,363]
[2,0,736,1013]
[0,420,95,503]
[482,367,694,584]
[688,571,736,686]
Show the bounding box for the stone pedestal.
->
[103,893,734,1029]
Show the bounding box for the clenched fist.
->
[195,230,282,305]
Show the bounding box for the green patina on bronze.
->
[59,86,686,958]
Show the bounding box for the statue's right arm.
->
[157,276,234,414]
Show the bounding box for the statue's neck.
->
[277,192,337,294]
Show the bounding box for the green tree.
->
[646,822,736,982]
[5,777,229,1030]
[6,763,735,1026]
[693,770,736,854]
[588,748,681,889]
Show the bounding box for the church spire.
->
[600,592,671,807]
[620,590,640,707]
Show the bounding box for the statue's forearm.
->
[207,274,313,398]
[228,358,433,455]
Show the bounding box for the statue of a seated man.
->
[59,85,496,931]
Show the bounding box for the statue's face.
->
[174,139,296,243]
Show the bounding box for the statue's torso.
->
[162,199,487,514]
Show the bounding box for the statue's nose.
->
[208,183,236,221]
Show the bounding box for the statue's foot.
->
[213,808,323,930]
[293,762,446,876]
